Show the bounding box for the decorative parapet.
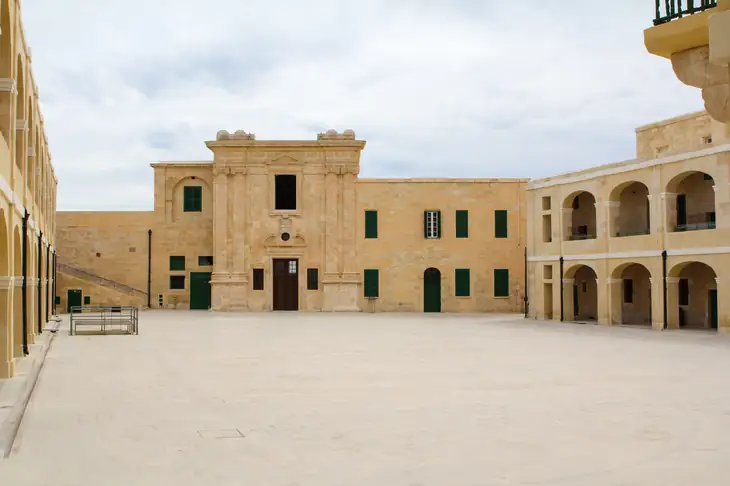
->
[216,130,255,141]
[317,129,356,141]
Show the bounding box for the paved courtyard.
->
[1,312,730,485]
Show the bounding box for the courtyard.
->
[1,312,730,485]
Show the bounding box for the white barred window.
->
[426,211,440,239]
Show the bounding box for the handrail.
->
[654,0,717,25]
[57,262,148,297]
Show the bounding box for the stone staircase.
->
[57,262,148,298]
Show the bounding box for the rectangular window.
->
[170,275,185,290]
[679,278,689,306]
[365,210,378,239]
[275,174,297,210]
[253,268,264,290]
[455,269,470,297]
[55,296,60,305]
[494,269,510,297]
[456,210,468,238]
[307,268,319,290]
[364,269,379,298]
[170,256,185,271]
[83,296,91,305]
[424,210,441,239]
[623,279,633,304]
[542,196,551,211]
[183,186,202,212]
[542,214,552,242]
[198,256,213,266]
[495,210,508,238]
[543,265,552,280]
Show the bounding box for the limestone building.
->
[0,0,58,378]
[56,129,527,314]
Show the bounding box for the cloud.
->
[22,0,703,210]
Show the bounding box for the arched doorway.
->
[669,261,718,330]
[666,171,715,232]
[564,264,597,321]
[609,181,651,237]
[424,268,441,313]
[0,208,10,377]
[563,191,597,240]
[612,263,652,325]
[12,226,21,357]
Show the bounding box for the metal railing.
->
[568,233,596,241]
[70,306,139,336]
[654,0,717,25]
[675,221,716,232]
[615,228,651,237]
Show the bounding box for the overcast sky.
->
[24,0,703,211]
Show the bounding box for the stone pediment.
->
[267,154,302,167]
[263,232,306,248]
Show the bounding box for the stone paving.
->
[1,311,730,485]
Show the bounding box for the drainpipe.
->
[46,242,50,322]
[559,256,564,322]
[147,229,152,308]
[662,250,668,330]
[37,231,42,333]
[21,210,28,355]
[523,247,529,318]
[52,250,56,316]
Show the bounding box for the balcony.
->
[675,217,716,232]
[568,231,596,241]
[654,0,717,25]
[615,228,651,237]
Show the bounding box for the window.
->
[170,275,185,290]
[494,269,510,297]
[83,296,91,305]
[424,210,441,239]
[456,210,468,238]
[275,174,297,210]
[364,269,379,298]
[542,196,551,211]
[253,268,264,290]
[55,296,60,305]
[455,269,470,297]
[170,256,185,271]
[542,214,552,242]
[623,279,633,304]
[307,268,319,290]
[495,210,508,238]
[677,194,687,227]
[184,186,202,212]
[704,136,713,145]
[365,210,378,239]
[679,278,689,306]
[288,260,297,274]
[543,265,552,280]
[198,256,214,266]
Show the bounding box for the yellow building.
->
[526,111,730,332]
[56,130,527,314]
[0,0,58,378]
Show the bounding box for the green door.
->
[424,268,441,313]
[709,289,718,330]
[67,289,82,313]
[190,272,212,310]
[573,285,579,319]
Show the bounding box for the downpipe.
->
[662,250,668,330]
[21,210,28,355]
[559,256,564,322]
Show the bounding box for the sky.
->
[23,0,704,211]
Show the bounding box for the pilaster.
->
[606,278,622,325]
[666,277,680,329]
[562,278,574,321]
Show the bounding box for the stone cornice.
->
[205,139,366,150]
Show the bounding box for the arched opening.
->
[667,171,715,232]
[0,208,10,376]
[423,268,441,313]
[26,98,33,192]
[564,264,597,321]
[12,226,21,357]
[14,55,25,178]
[670,262,718,330]
[610,182,651,237]
[564,191,596,240]
[0,0,12,146]
[612,263,652,325]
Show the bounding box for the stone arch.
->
[0,0,12,145]
[611,262,652,325]
[0,207,9,376]
[563,190,596,240]
[666,171,715,232]
[171,175,213,222]
[609,181,651,237]
[14,53,24,177]
[563,264,597,321]
[669,261,718,330]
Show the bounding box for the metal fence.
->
[654,0,717,25]
[69,306,139,336]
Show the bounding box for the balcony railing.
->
[654,0,717,25]
[676,221,716,232]
[615,228,651,237]
[568,233,596,241]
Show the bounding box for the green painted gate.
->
[67,289,82,313]
[190,272,212,310]
[424,268,441,313]
[709,289,718,329]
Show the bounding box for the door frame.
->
[67,289,82,313]
[423,267,442,313]
[189,272,212,310]
[272,257,300,311]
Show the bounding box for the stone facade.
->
[56,130,528,314]
[527,111,730,333]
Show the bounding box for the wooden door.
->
[190,272,212,310]
[67,289,82,313]
[423,268,441,313]
[273,259,299,311]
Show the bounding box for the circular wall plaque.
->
[281,232,290,241]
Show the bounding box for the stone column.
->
[607,278,622,325]
[605,201,620,241]
[661,192,677,234]
[717,278,729,333]
[561,208,573,242]
[666,277,680,330]
[228,168,248,310]
[562,278,575,321]
[0,277,13,378]
[597,277,611,325]
[211,166,231,310]
[649,277,664,331]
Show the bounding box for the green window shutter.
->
[170,255,185,271]
[184,186,203,212]
[83,296,91,305]
[365,210,378,239]
[456,210,468,238]
[455,269,470,297]
[494,269,510,297]
[495,210,508,238]
[437,210,442,238]
[364,269,379,298]
[423,211,428,238]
